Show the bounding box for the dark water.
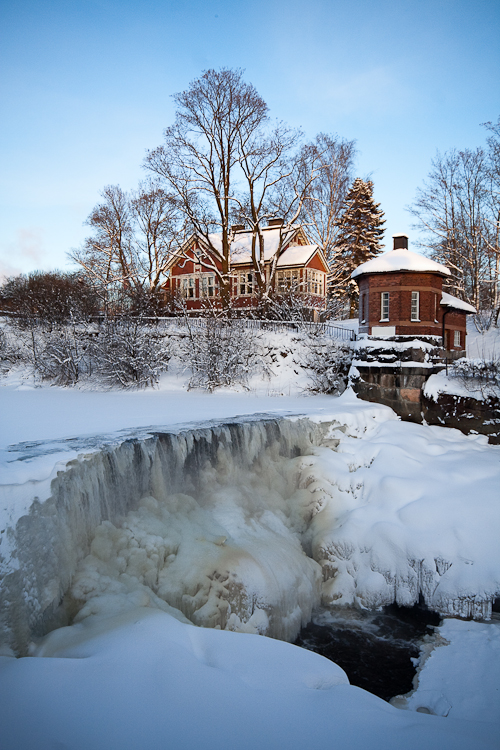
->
[295,603,441,701]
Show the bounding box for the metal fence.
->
[140,316,357,342]
[0,312,357,342]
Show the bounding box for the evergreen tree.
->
[330,178,385,316]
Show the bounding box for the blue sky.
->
[1,0,499,278]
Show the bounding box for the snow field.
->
[0,607,498,750]
[1,372,500,746]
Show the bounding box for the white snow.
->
[205,227,321,267]
[441,291,476,314]
[0,607,497,750]
[305,418,500,618]
[276,243,320,267]
[1,347,500,747]
[396,617,500,724]
[351,248,450,278]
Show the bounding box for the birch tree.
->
[144,68,326,307]
[70,185,136,310]
[145,68,268,308]
[409,147,498,314]
[299,133,356,264]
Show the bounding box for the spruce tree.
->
[330,178,385,316]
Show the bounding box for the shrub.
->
[302,336,353,394]
[184,317,260,392]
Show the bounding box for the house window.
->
[411,291,420,321]
[380,292,389,321]
[306,270,323,295]
[277,269,300,292]
[201,275,215,298]
[182,277,196,299]
[453,330,461,348]
[239,273,253,296]
[434,293,438,322]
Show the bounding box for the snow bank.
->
[0,607,497,750]
[305,420,500,618]
[395,618,500,724]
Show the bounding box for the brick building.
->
[352,234,476,351]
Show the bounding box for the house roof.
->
[441,291,476,314]
[167,225,328,272]
[351,248,451,279]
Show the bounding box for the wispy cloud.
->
[0,227,45,281]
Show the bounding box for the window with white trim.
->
[277,269,300,292]
[411,291,420,321]
[306,269,323,295]
[181,276,196,299]
[201,274,215,298]
[238,273,253,296]
[380,292,389,321]
[453,330,461,347]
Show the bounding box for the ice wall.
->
[0,417,325,655]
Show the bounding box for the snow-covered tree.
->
[330,178,385,316]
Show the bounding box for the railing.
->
[141,316,357,341]
[0,312,357,342]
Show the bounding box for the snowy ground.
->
[1,326,500,748]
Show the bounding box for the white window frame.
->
[181,276,196,299]
[201,274,215,298]
[453,330,461,348]
[306,269,323,296]
[238,272,254,296]
[380,292,389,321]
[277,269,300,293]
[360,293,367,323]
[411,291,420,321]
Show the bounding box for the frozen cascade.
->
[0,417,326,655]
[1,405,499,658]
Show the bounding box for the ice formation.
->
[0,417,326,653]
[306,420,500,619]
[1,394,500,657]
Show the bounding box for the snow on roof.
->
[276,244,319,267]
[441,291,476,314]
[351,248,450,278]
[205,227,320,267]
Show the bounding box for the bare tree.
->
[129,180,183,302]
[232,121,325,299]
[409,148,497,313]
[482,117,500,316]
[145,68,268,308]
[145,68,328,306]
[70,185,137,310]
[299,133,356,264]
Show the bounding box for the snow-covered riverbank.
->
[1,373,499,747]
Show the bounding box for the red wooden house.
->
[351,234,476,351]
[162,222,329,316]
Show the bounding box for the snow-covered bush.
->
[29,324,93,385]
[183,317,261,391]
[92,318,171,388]
[301,336,353,394]
[450,356,500,397]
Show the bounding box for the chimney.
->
[268,218,284,227]
[231,224,245,232]
[392,234,409,250]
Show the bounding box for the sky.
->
[0,0,499,280]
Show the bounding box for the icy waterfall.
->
[0,417,326,655]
